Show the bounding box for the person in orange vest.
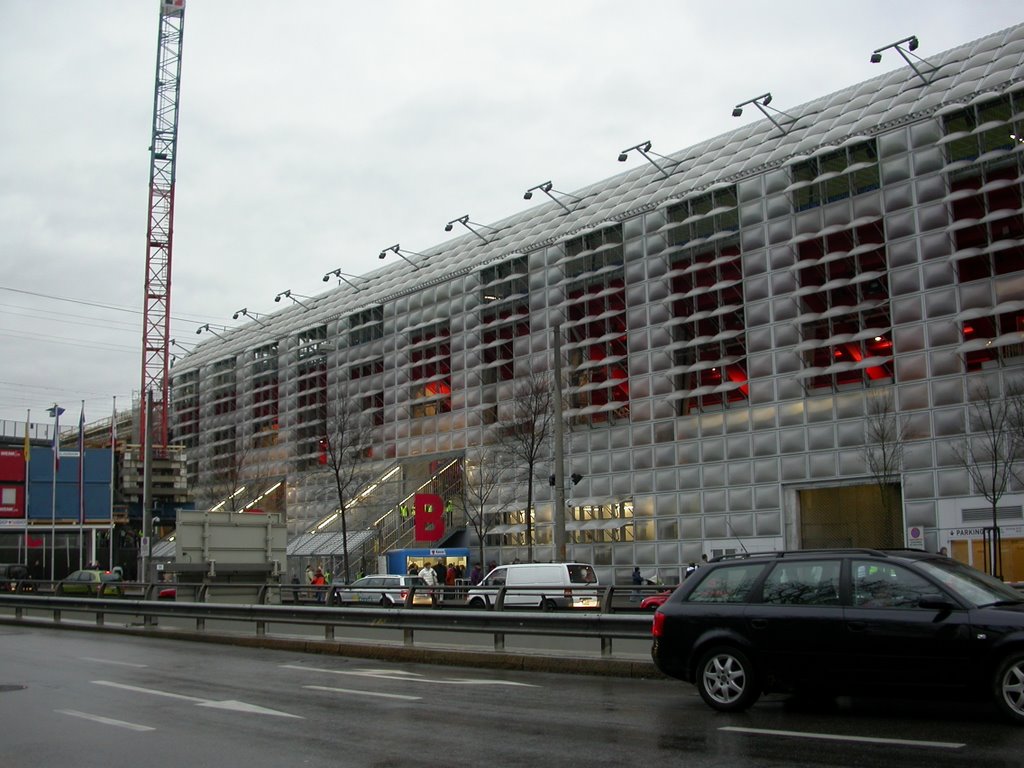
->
[311,567,326,603]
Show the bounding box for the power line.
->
[0,285,224,326]
[0,329,139,354]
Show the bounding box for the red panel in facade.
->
[0,448,27,482]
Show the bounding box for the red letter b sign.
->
[414,493,445,542]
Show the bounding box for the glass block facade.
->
[171,24,1024,583]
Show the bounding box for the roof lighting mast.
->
[140,0,186,447]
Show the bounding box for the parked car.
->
[640,590,672,610]
[466,563,599,610]
[0,563,31,593]
[651,548,1024,724]
[58,569,123,597]
[328,575,432,607]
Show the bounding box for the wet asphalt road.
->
[1,625,1022,768]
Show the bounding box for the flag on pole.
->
[47,404,64,471]
[23,409,31,464]
[78,402,85,525]
[110,398,117,456]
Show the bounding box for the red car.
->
[640,590,672,610]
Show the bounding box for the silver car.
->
[328,575,431,607]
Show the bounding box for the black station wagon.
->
[651,549,1024,724]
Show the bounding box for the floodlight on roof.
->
[196,323,226,339]
[378,244,425,269]
[731,92,798,137]
[616,140,679,179]
[321,268,365,292]
[523,180,582,214]
[274,289,313,309]
[444,215,498,244]
[870,35,938,85]
[232,307,267,326]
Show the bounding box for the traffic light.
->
[571,472,583,485]
[549,474,556,486]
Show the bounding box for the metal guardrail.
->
[0,592,654,661]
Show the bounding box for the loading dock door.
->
[799,484,902,549]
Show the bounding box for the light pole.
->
[47,404,64,582]
[553,325,567,563]
[149,516,160,583]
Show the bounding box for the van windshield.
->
[568,565,597,584]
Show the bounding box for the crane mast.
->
[140,0,186,447]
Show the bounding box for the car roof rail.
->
[780,548,888,557]
[711,548,893,563]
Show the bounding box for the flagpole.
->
[24,409,30,567]
[78,400,85,570]
[109,396,116,571]
[49,403,62,583]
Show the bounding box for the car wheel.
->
[379,596,391,607]
[468,596,488,610]
[696,646,759,713]
[541,598,558,612]
[993,652,1024,724]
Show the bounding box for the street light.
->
[196,323,226,339]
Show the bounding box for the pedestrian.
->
[418,561,439,606]
[630,566,643,602]
[470,562,482,585]
[446,563,456,587]
[311,567,326,603]
[305,564,314,584]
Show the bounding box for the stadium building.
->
[171,24,1024,583]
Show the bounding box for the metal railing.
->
[0,589,656,662]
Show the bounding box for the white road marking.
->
[719,726,966,749]
[56,709,155,732]
[303,684,421,701]
[281,664,538,687]
[91,680,303,719]
[80,657,148,668]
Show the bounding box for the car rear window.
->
[686,563,764,603]
[99,573,121,583]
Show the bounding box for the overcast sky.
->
[1,0,1021,428]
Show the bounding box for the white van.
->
[466,563,600,610]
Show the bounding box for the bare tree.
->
[862,391,908,544]
[198,438,278,513]
[498,373,556,562]
[463,446,515,571]
[322,397,376,584]
[1008,379,1024,486]
[953,381,1024,577]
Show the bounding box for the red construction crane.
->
[140,0,186,447]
